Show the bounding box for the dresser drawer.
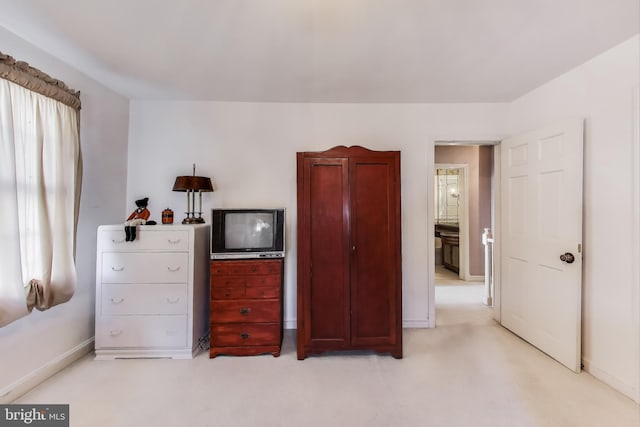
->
[211,323,280,347]
[101,284,188,315]
[102,252,189,283]
[211,260,282,276]
[245,275,281,287]
[212,285,278,300]
[211,275,280,290]
[212,287,245,300]
[96,316,187,348]
[245,286,280,299]
[211,277,247,289]
[211,300,280,323]
[99,229,190,252]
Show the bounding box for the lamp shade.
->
[172,176,213,192]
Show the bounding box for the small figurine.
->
[125,197,151,241]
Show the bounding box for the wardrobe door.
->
[297,156,351,358]
[349,154,401,353]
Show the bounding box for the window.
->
[0,52,82,327]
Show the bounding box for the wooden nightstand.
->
[209,259,283,357]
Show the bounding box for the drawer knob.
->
[111,238,125,244]
[167,266,181,272]
[240,333,250,339]
[110,297,124,304]
[239,307,251,315]
[111,266,124,272]
[168,239,181,244]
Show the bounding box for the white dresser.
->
[95,224,210,359]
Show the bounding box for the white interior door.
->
[500,119,584,372]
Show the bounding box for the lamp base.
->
[182,217,205,224]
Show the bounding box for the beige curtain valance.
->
[0,51,81,110]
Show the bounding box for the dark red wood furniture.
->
[209,259,283,357]
[296,146,402,360]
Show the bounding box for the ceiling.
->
[0,0,638,103]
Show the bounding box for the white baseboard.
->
[582,357,639,403]
[0,338,94,404]
[402,319,431,328]
[466,275,485,282]
[284,319,296,330]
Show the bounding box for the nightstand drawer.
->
[100,229,189,251]
[245,286,280,299]
[211,323,280,347]
[96,316,187,348]
[245,275,280,287]
[211,275,279,290]
[102,252,189,283]
[101,284,188,315]
[211,300,280,323]
[211,277,246,289]
[212,287,245,300]
[211,260,282,276]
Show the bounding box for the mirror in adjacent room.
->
[435,168,461,226]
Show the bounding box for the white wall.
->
[0,27,130,402]
[127,101,509,329]
[508,35,640,402]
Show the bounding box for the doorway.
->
[432,143,496,325]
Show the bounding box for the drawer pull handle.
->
[110,297,124,304]
[168,239,181,244]
[166,297,180,304]
[111,238,125,244]
[167,266,181,272]
[240,333,250,339]
[109,330,123,336]
[111,266,125,272]
[240,307,251,315]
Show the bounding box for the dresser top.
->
[99,224,210,231]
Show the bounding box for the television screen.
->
[211,208,285,259]
[224,212,274,249]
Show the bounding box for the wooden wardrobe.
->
[296,146,402,360]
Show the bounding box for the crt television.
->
[211,208,285,259]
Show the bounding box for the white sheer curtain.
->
[0,79,81,327]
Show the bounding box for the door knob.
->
[560,252,575,264]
